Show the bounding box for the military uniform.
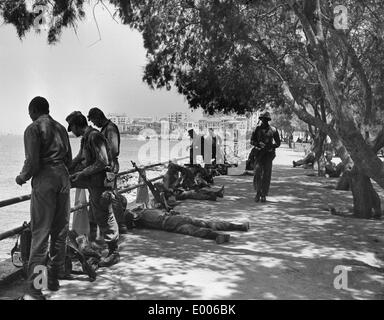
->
[293,152,316,168]
[250,112,281,201]
[325,160,345,178]
[157,164,221,201]
[128,209,249,243]
[100,119,120,174]
[70,127,119,251]
[100,119,126,228]
[175,188,223,201]
[18,114,72,297]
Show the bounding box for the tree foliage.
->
[0,0,86,43]
[3,0,384,217]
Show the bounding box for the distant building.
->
[132,117,154,124]
[184,119,199,132]
[108,113,130,125]
[199,119,207,132]
[169,122,179,132]
[125,124,145,135]
[206,119,221,132]
[108,114,131,133]
[106,111,256,136]
[168,112,187,124]
[199,115,240,133]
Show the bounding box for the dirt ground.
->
[1,145,383,300]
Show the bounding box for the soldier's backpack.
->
[246,148,257,171]
[11,222,31,276]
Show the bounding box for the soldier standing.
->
[251,112,281,203]
[87,107,127,234]
[87,107,120,174]
[66,111,120,268]
[16,97,72,300]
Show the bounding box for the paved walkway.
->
[1,147,384,299]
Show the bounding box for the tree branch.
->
[330,29,373,124]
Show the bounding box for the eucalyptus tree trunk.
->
[292,0,383,218]
[350,167,381,219]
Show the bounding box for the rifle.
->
[66,231,99,282]
[131,161,171,211]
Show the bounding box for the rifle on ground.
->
[66,231,99,282]
[131,161,171,211]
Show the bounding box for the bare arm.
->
[80,134,109,177]
[106,127,120,159]
[68,147,84,173]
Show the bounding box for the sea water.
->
[0,135,183,260]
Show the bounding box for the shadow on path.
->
[1,159,383,300]
[44,163,384,300]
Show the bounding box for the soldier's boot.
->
[118,223,129,234]
[99,243,120,268]
[216,186,225,198]
[215,233,230,244]
[205,193,217,201]
[99,251,120,268]
[254,193,261,203]
[47,267,60,292]
[237,222,250,232]
[89,222,98,242]
[19,293,46,300]
[23,277,46,300]
[260,196,267,203]
[58,256,74,280]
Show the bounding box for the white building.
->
[184,119,199,132]
[108,114,130,125]
[199,117,222,133]
[168,112,187,124]
[206,119,221,132]
[108,114,131,132]
[132,117,154,123]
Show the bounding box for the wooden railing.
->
[0,157,188,242]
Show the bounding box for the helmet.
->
[259,112,271,121]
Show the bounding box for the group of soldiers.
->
[123,164,249,248]
[16,98,368,299]
[16,96,259,300]
[15,97,124,299]
[155,163,224,203]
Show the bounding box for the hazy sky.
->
[0,4,202,134]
